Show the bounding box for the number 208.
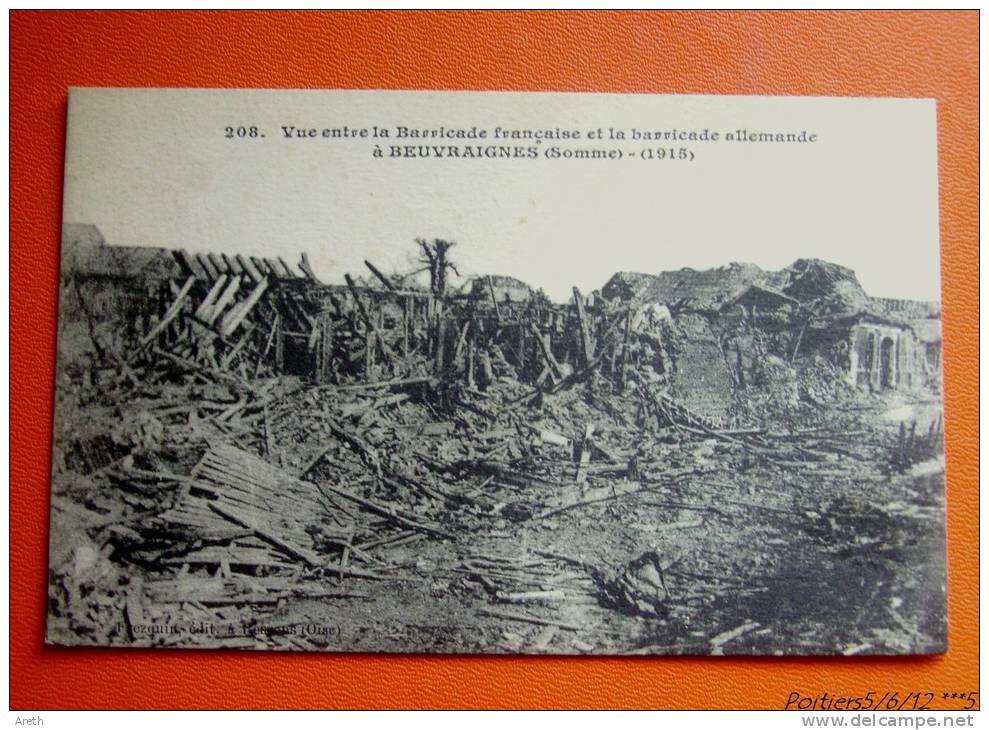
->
[225,126,261,139]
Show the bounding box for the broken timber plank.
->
[344,273,398,366]
[710,621,759,653]
[175,249,209,279]
[504,349,609,409]
[530,323,563,380]
[533,481,646,520]
[207,253,229,276]
[325,375,435,393]
[195,275,229,320]
[255,312,279,377]
[261,258,281,278]
[275,257,296,278]
[196,253,221,280]
[137,275,196,347]
[236,254,263,284]
[221,253,243,276]
[486,276,502,320]
[364,260,396,290]
[207,502,387,580]
[496,589,566,604]
[202,276,242,325]
[477,608,581,632]
[250,256,273,278]
[572,287,595,365]
[298,253,320,282]
[313,481,456,540]
[219,330,252,369]
[219,276,269,337]
[299,418,381,478]
[208,502,320,565]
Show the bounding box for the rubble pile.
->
[46,231,947,654]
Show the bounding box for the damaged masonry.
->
[48,223,946,655]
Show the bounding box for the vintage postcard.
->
[48,89,946,655]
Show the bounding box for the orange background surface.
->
[9,10,979,710]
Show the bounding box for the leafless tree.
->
[416,238,460,298]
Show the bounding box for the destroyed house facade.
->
[600,257,942,404]
[843,315,938,392]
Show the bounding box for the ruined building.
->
[49,225,948,655]
[59,225,942,427]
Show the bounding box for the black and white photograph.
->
[47,89,947,655]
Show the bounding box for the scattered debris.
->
[596,550,671,619]
[710,620,760,654]
[47,227,947,655]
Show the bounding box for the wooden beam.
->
[202,276,241,325]
[255,312,279,377]
[317,314,333,383]
[530,323,563,381]
[235,254,263,284]
[313,479,455,540]
[196,253,220,280]
[219,277,269,337]
[250,256,273,278]
[276,257,296,278]
[207,503,387,579]
[219,330,251,369]
[194,275,228,319]
[299,253,319,282]
[274,313,284,372]
[402,296,411,357]
[364,260,396,290]
[486,276,502,320]
[207,253,229,277]
[364,327,376,381]
[572,287,594,365]
[138,275,196,347]
[344,274,397,366]
[175,249,208,280]
[222,253,244,276]
[262,258,282,278]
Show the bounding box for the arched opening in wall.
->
[880,336,896,390]
[855,329,874,387]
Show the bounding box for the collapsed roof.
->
[599,256,937,326]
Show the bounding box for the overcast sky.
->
[63,89,941,303]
